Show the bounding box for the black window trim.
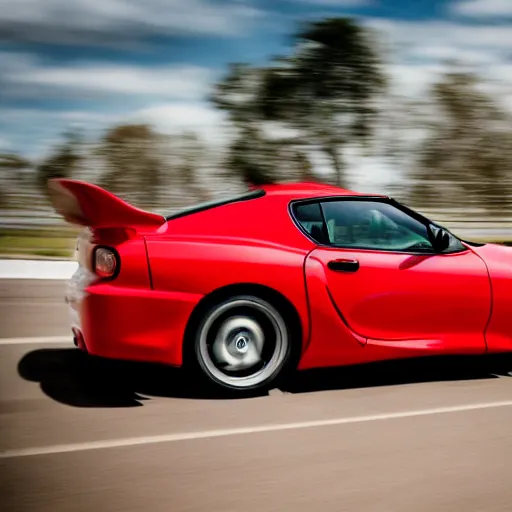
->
[165,188,266,221]
[289,195,468,256]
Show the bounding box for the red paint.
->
[317,248,489,344]
[48,178,512,373]
[471,243,512,352]
[48,178,164,229]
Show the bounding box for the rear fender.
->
[48,178,164,288]
[144,237,311,351]
[76,227,152,289]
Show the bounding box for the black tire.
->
[189,294,293,393]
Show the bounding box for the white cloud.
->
[56,111,118,123]
[407,46,500,65]
[366,18,512,51]
[292,0,372,5]
[363,17,512,105]
[6,62,216,100]
[0,108,119,158]
[0,53,225,155]
[451,0,512,18]
[0,108,115,124]
[0,102,230,157]
[129,102,229,146]
[0,0,264,46]
[387,63,444,97]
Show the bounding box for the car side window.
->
[319,200,435,252]
[293,202,329,244]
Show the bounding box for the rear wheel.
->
[192,295,292,392]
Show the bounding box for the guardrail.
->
[1,203,512,238]
[1,214,512,233]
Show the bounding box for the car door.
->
[294,198,491,353]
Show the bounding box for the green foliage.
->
[36,130,82,194]
[225,126,281,186]
[0,154,31,171]
[0,188,7,208]
[260,19,385,125]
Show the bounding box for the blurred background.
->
[1,0,512,258]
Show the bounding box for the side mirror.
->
[427,224,451,252]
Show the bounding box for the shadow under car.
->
[17,347,512,408]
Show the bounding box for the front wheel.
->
[192,295,292,392]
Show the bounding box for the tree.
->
[224,126,282,186]
[211,65,286,186]
[36,130,82,195]
[212,18,387,187]
[0,153,32,207]
[410,69,512,212]
[0,154,31,172]
[168,132,210,202]
[97,124,164,208]
[220,125,318,187]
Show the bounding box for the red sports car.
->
[48,178,512,392]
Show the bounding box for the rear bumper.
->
[67,275,202,367]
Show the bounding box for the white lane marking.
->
[2,400,512,459]
[0,259,77,280]
[0,336,72,345]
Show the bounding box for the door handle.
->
[327,259,360,272]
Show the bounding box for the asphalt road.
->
[2,280,512,511]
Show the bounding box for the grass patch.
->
[0,232,76,258]
[0,227,80,238]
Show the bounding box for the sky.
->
[1,0,512,182]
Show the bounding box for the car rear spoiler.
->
[47,178,166,230]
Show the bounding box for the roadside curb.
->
[0,259,77,280]
[0,254,73,261]
[0,336,72,345]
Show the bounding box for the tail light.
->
[93,247,119,278]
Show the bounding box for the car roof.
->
[164,181,386,222]
[255,181,386,200]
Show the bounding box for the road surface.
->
[2,279,512,511]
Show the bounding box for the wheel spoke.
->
[211,315,265,371]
